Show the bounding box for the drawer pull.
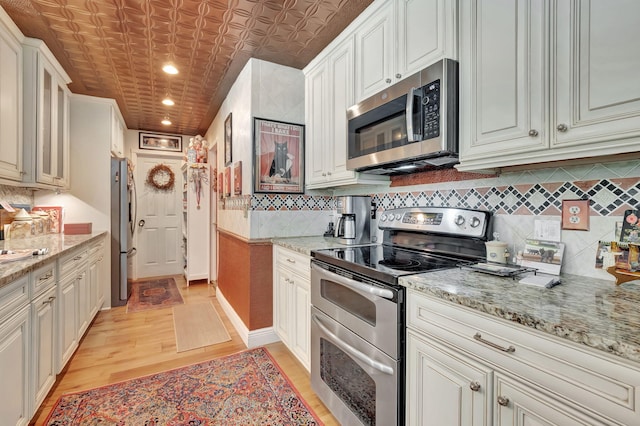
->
[473,332,515,353]
[74,256,82,260]
[497,395,510,406]
[286,258,296,264]
[39,272,53,281]
[469,381,481,392]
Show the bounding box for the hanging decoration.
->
[146,164,175,191]
[190,166,209,208]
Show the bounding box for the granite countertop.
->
[271,236,350,256]
[0,232,107,289]
[400,268,640,364]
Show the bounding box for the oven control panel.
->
[378,207,490,238]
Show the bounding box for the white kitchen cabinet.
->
[407,289,640,425]
[407,329,491,425]
[0,274,31,426]
[88,238,105,318]
[396,0,458,80]
[0,7,24,183]
[354,0,394,101]
[354,0,458,101]
[272,245,311,371]
[22,38,71,189]
[182,163,210,284]
[28,261,57,416]
[458,0,640,172]
[305,36,389,189]
[57,249,88,373]
[30,285,56,415]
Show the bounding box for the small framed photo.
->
[224,167,231,198]
[139,132,183,152]
[561,199,590,231]
[253,117,305,194]
[233,161,242,195]
[224,113,233,166]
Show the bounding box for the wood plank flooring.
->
[31,275,339,425]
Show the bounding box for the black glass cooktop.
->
[312,244,470,285]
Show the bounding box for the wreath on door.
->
[146,164,175,191]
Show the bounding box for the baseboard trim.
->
[216,288,280,348]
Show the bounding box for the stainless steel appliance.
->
[334,195,372,245]
[110,157,137,307]
[311,206,492,426]
[347,59,459,174]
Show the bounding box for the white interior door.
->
[135,155,182,279]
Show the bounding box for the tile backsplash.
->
[226,160,640,280]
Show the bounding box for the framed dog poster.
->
[253,118,304,194]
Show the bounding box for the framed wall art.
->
[224,166,231,197]
[224,113,232,166]
[561,199,590,231]
[217,172,224,200]
[234,161,242,195]
[253,117,304,194]
[139,132,182,152]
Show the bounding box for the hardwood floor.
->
[31,275,339,425]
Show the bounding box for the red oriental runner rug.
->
[126,277,184,313]
[44,347,323,425]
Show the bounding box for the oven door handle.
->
[312,314,394,375]
[311,263,395,300]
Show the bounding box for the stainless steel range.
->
[310,206,492,426]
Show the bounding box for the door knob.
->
[138,219,145,227]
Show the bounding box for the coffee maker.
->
[334,195,372,245]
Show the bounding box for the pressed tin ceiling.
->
[0,0,372,136]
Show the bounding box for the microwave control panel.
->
[422,79,440,139]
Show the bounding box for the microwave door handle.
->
[311,263,395,300]
[312,314,394,375]
[406,87,419,142]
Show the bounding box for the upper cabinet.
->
[458,0,640,172]
[0,7,24,183]
[306,36,389,189]
[355,0,458,102]
[22,38,71,189]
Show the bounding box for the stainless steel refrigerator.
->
[110,157,136,307]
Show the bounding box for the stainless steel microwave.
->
[346,59,458,174]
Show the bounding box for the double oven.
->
[310,207,492,426]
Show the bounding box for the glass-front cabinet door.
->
[22,38,71,189]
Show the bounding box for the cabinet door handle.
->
[39,272,53,281]
[286,258,296,264]
[385,78,392,83]
[497,395,510,406]
[557,123,568,132]
[322,172,327,177]
[469,381,481,392]
[473,332,515,353]
[395,73,402,79]
[528,129,539,137]
[327,171,332,176]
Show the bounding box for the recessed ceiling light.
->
[162,64,178,75]
[161,117,172,125]
[162,98,175,106]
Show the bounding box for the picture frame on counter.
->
[253,117,305,194]
[139,132,182,152]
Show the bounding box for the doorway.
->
[133,154,183,279]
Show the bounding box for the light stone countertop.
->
[0,232,107,289]
[400,268,640,364]
[271,236,351,256]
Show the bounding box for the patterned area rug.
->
[126,277,184,313]
[44,347,323,425]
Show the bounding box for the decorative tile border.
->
[222,177,640,218]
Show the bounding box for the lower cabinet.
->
[57,270,78,373]
[30,284,56,413]
[0,273,31,426]
[407,289,640,426]
[273,246,311,371]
